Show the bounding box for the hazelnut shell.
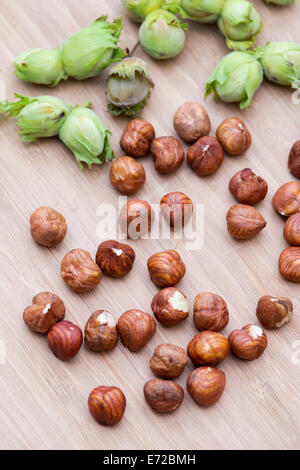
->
[144,379,184,413]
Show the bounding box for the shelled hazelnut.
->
[187,136,224,176]
[30,206,67,247]
[278,247,300,282]
[110,156,146,195]
[256,295,293,329]
[272,182,300,216]
[226,204,266,240]
[229,169,268,205]
[151,136,184,174]
[151,287,189,326]
[120,119,155,157]
[288,140,300,179]
[23,292,65,334]
[119,199,152,240]
[173,102,211,144]
[160,192,193,230]
[187,331,230,367]
[61,249,102,292]
[187,367,226,407]
[47,320,83,361]
[147,250,186,287]
[117,309,156,352]
[84,311,118,352]
[228,324,267,361]
[193,292,229,332]
[144,379,184,413]
[95,240,135,278]
[88,386,126,426]
[150,343,188,379]
[216,117,251,156]
[283,213,300,245]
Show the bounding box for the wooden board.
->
[0,0,300,451]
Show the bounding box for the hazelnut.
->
[151,136,184,174]
[283,213,300,245]
[88,386,126,426]
[109,156,146,195]
[216,117,251,156]
[272,182,300,216]
[95,240,135,278]
[61,249,102,293]
[187,136,224,176]
[193,292,229,332]
[23,292,65,334]
[47,320,83,361]
[187,331,230,367]
[187,367,226,407]
[160,192,193,230]
[229,169,268,205]
[173,102,211,143]
[278,247,300,282]
[147,250,186,288]
[226,204,266,240]
[150,343,188,379]
[288,140,300,179]
[151,287,189,326]
[120,118,155,157]
[84,311,118,352]
[119,199,152,240]
[30,206,67,247]
[228,324,267,361]
[144,379,184,413]
[117,309,156,352]
[256,295,293,329]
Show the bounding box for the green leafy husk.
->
[121,0,165,22]
[162,0,224,23]
[260,42,300,87]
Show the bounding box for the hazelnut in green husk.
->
[260,42,300,87]
[121,0,164,22]
[163,0,224,23]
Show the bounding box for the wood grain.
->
[0,0,300,450]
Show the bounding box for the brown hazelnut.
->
[160,192,193,230]
[283,213,300,245]
[47,320,83,361]
[187,136,224,176]
[117,309,156,352]
[228,324,267,361]
[256,295,293,329]
[193,292,229,332]
[278,247,300,282]
[187,331,230,367]
[173,102,211,143]
[288,140,300,179]
[109,156,146,195]
[150,343,188,378]
[187,367,226,407]
[119,199,152,240]
[272,182,300,217]
[84,311,118,352]
[226,204,266,240]
[30,206,67,247]
[61,248,102,293]
[151,287,189,326]
[151,136,184,174]
[147,250,186,288]
[120,118,155,157]
[95,240,135,278]
[144,379,184,413]
[23,292,65,334]
[229,169,268,205]
[216,117,251,156]
[88,386,126,426]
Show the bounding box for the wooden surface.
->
[0,0,300,451]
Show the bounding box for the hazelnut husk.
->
[160,192,193,230]
[272,182,300,217]
[173,102,211,143]
[110,156,146,195]
[228,324,267,361]
[23,292,65,334]
[84,311,118,352]
[216,117,251,156]
[120,118,155,157]
[187,136,224,176]
[283,213,300,245]
[150,343,188,379]
[147,250,186,288]
[187,367,226,407]
[117,309,156,352]
[256,295,293,329]
[193,292,229,332]
[30,206,67,247]
[119,199,152,240]
[187,331,230,367]
[88,386,126,426]
[288,140,300,179]
[95,240,135,278]
[61,248,102,293]
[278,247,300,282]
[47,320,83,361]
[229,169,268,205]
[144,379,184,413]
[151,287,189,326]
[151,136,184,174]
[226,204,267,240]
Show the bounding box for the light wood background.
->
[0,0,299,451]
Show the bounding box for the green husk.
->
[260,42,300,86]
[162,0,224,23]
[121,0,165,22]
[264,0,295,4]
